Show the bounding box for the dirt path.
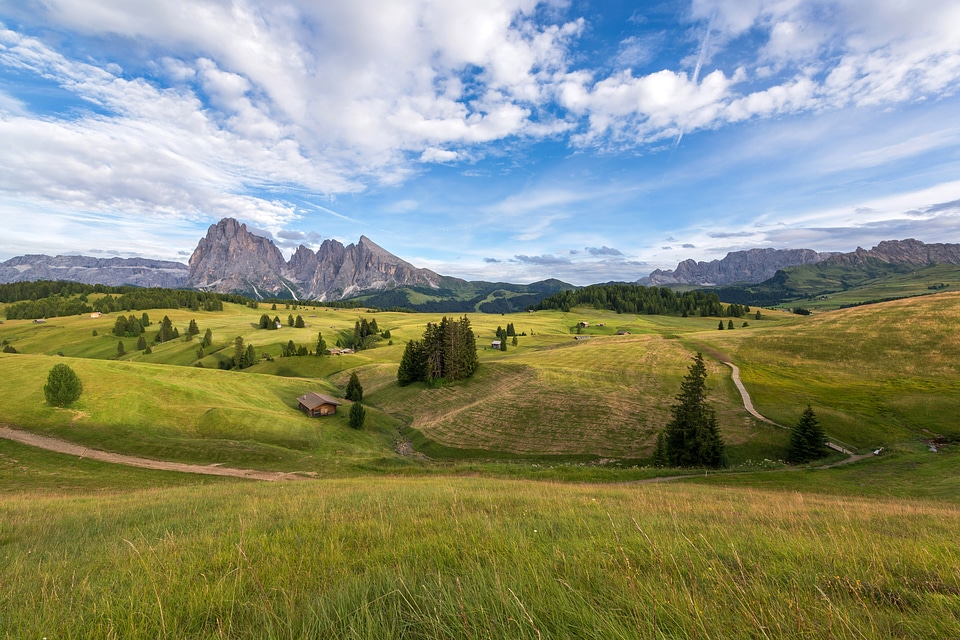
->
[0,426,310,482]
[724,362,782,428]
[723,362,859,457]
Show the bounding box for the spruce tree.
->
[397,340,425,386]
[345,372,363,402]
[652,431,669,467]
[137,335,147,350]
[188,319,200,336]
[295,315,305,328]
[202,328,213,348]
[245,344,257,368]
[349,402,366,429]
[727,319,734,330]
[718,320,725,330]
[233,337,245,369]
[315,332,327,356]
[788,406,829,463]
[44,363,82,407]
[663,353,727,468]
[288,314,294,327]
[116,340,125,357]
[141,312,150,327]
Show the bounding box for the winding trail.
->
[0,425,310,482]
[723,362,859,457]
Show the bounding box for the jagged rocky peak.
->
[184,217,443,300]
[186,218,289,295]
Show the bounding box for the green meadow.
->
[1,293,959,637]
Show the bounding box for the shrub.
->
[44,363,83,407]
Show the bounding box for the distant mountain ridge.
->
[639,248,838,286]
[0,254,189,288]
[639,239,960,287]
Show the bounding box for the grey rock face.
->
[640,248,835,286]
[0,254,188,288]
[186,218,443,300]
[858,239,960,266]
[186,218,290,297]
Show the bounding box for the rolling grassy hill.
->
[2,293,959,468]
[2,291,960,638]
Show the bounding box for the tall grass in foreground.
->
[2,477,958,638]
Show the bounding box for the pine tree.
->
[788,406,829,463]
[727,319,734,330]
[43,363,82,407]
[259,314,272,329]
[137,335,147,350]
[116,340,125,357]
[158,316,175,342]
[245,344,257,368]
[315,332,327,356]
[397,340,425,386]
[188,319,200,336]
[288,314,294,327]
[345,372,363,402]
[141,312,150,327]
[512,336,518,347]
[233,337,245,369]
[202,328,213,348]
[718,320,725,330]
[663,353,727,468]
[349,402,366,429]
[295,315,305,328]
[652,431,669,467]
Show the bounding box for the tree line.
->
[532,284,749,317]
[2,281,252,320]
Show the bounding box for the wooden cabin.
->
[296,392,342,417]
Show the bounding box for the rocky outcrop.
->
[640,248,836,286]
[0,254,188,288]
[186,218,290,297]
[856,239,960,267]
[186,218,444,300]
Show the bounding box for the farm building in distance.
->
[296,392,342,417]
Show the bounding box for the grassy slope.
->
[4,294,959,467]
[694,292,960,449]
[1,476,958,639]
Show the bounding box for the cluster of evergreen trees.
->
[351,317,379,350]
[534,284,747,317]
[397,316,479,385]
[112,313,151,338]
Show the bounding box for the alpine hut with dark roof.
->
[297,392,342,417]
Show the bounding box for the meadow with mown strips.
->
[1,292,959,637]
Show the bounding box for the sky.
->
[1,0,959,285]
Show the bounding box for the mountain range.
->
[3,219,960,311]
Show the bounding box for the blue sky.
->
[1,0,959,285]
